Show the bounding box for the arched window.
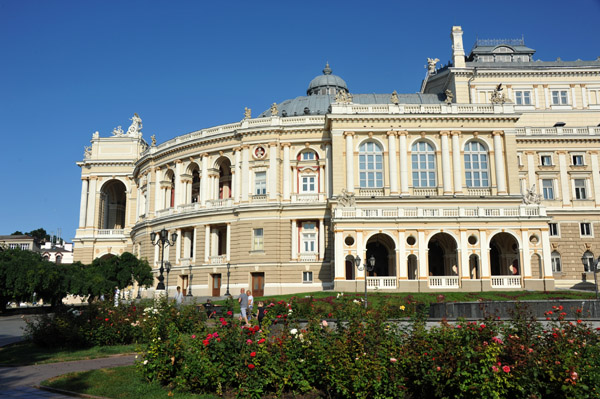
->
[583,250,595,272]
[359,141,383,188]
[464,141,489,187]
[551,251,562,273]
[298,150,318,161]
[411,141,436,187]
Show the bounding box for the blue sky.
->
[1,0,599,241]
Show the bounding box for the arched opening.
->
[99,180,126,230]
[365,233,396,277]
[469,254,480,279]
[217,158,232,199]
[407,254,418,280]
[187,163,200,204]
[489,233,520,276]
[531,253,542,278]
[345,255,355,280]
[162,170,175,209]
[427,233,458,276]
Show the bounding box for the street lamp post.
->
[150,229,178,291]
[165,261,172,296]
[225,262,231,297]
[187,264,193,297]
[582,255,600,299]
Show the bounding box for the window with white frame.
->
[517,152,523,166]
[589,88,600,105]
[571,154,585,166]
[411,141,436,187]
[514,90,532,105]
[542,179,555,200]
[574,179,588,200]
[300,222,317,253]
[464,141,489,187]
[8,243,18,249]
[581,222,592,237]
[551,251,562,273]
[300,150,316,161]
[19,243,29,250]
[359,141,383,188]
[549,223,559,237]
[253,228,264,251]
[477,90,494,103]
[540,154,553,166]
[254,171,266,195]
[300,174,317,193]
[551,90,569,105]
[583,250,595,272]
[302,271,313,283]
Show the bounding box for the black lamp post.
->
[150,228,177,291]
[225,262,231,297]
[187,264,193,297]
[165,261,172,295]
[581,254,599,299]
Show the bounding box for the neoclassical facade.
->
[74,27,600,296]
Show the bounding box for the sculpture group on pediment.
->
[335,90,353,104]
[390,90,399,105]
[490,83,509,104]
[126,113,143,136]
[112,126,124,136]
[151,135,157,146]
[84,146,92,159]
[523,184,541,205]
[270,103,278,116]
[444,89,454,105]
[427,58,440,74]
[338,188,356,208]
[244,107,252,119]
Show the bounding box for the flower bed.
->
[138,296,600,399]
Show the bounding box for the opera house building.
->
[74,26,600,297]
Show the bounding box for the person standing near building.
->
[238,288,249,326]
[174,286,184,306]
[246,290,254,320]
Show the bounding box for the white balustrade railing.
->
[291,193,322,203]
[97,229,124,236]
[367,277,397,289]
[515,126,600,136]
[359,188,385,197]
[209,255,227,264]
[206,198,233,208]
[467,188,492,196]
[413,188,438,196]
[298,253,318,262]
[334,205,545,219]
[252,195,267,202]
[155,208,175,217]
[428,276,460,288]
[491,276,522,288]
[180,257,192,266]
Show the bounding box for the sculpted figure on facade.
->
[338,188,356,208]
[444,89,454,104]
[244,107,251,119]
[112,126,124,136]
[126,113,143,136]
[150,135,157,146]
[490,83,508,104]
[523,184,541,205]
[335,90,353,104]
[270,103,278,116]
[84,146,92,159]
[390,90,399,104]
[427,57,440,74]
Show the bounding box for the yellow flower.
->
[400,305,406,311]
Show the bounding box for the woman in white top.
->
[246,290,254,320]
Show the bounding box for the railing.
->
[178,203,199,212]
[155,208,176,217]
[359,188,385,197]
[467,188,492,196]
[206,198,233,208]
[180,257,192,266]
[491,276,522,288]
[209,255,227,264]
[413,188,438,196]
[330,103,513,116]
[252,194,267,202]
[515,126,600,136]
[367,277,397,289]
[428,276,460,288]
[334,205,545,219]
[97,229,124,236]
[291,193,322,203]
[298,253,318,262]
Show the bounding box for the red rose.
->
[248,364,255,370]
[105,318,109,321]
[250,352,256,357]
[502,365,511,373]
[203,339,210,346]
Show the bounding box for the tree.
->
[11,231,23,236]
[26,228,50,243]
[0,249,48,311]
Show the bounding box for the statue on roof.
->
[490,84,508,104]
[390,90,399,105]
[92,131,99,139]
[112,126,124,136]
[150,135,157,146]
[244,107,251,119]
[126,113,143,136]
[270,103,278,116]
[335,90,353,104]
[84,146,92,159]
[444,89,454,105]
[427,58,440,74]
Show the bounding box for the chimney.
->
[451,26,466,68]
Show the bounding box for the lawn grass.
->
[0,342,137,366]
[42,365,219,399]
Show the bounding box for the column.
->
[192,227,197,262]
[86,177,97,228]
[201,154,208,206]
[417,230,427,282]
[78,178,89,227]
[440,131,452,194]
[344,132,354,193]
[291,220,297,259]
[318,219,325,260]
[525,152,536,191]
[590,151,600,205]
[175,161,183,207]
[479,230,489,278]
[356,230,364,280]
[459,230,469,279]
[451,132,462,194]
[242,145,250,202]
[571,85,577,108]
[540,229,553,280]
[325,143,332,198]
[399,131,409,195]
[153,168,161,213]
[136,186,141,219]
[226,223,231,261]
[521,230,531,278]
[269,143,278,200]
[204,225,210,262]
[319,165,325,194]
[581,85,588,108]
[544,85,550,108]
[387,132,399,194]
[175,228,182,264]
[558,151,570,205]
[492,131,507,194]
[334,230,344,280]
[398,230,406,279]
[234,148,241,203]
[282,144,291,201]
[154,243,159,267]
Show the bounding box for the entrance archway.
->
[407,254,417,280]
[365,234,396,276]
[489,233,520,276]
[427,233,458,276]
[99,180,126,229]
[345,255,355,280]
[216,158,232,199]
[469,254,480,279]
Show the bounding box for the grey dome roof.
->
[306,63,348,95]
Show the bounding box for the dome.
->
[306,63,348,96]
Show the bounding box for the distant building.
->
[0,235,40,252]
[40,241,74,264]
[74,26,600,296]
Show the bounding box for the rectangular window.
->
[9,243,18,249]
[575,179,587,200]
[551,255,561,273]
[581,223,592,236]
[551,90,568,105]
[254,172,266,195]
[589,89,600,105]
[300,222,317,253]
[540,155,552,166]
[253,228,264,251]
[19,243,30,250]
[549,223,559,237]
[301,175,316,193]
[542,179,554,200]
[302,271,313,283]
[514,91,531,105]
[572,154,584,166]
